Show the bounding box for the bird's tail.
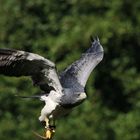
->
[15,94,42,99]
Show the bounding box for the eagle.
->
[0,37,103,139]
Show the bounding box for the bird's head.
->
[76,92,87,101]
[62,89,87,106]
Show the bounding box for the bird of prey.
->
[0,37,103,139]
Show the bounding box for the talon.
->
[34,116,56,139]
[46,129,52,139]
[45,126,55,140]
[33,126,55,140]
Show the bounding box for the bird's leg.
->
[49,117,56,133]
[33,117,54,140]
[45,117,49,128]
[44,117,55,140]
[44,117,51,139]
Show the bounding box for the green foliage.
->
[0,0,140,140]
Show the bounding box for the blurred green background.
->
[0,0,140,140]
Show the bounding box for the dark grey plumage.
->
[0,38,103,121]
[0,48,63,93]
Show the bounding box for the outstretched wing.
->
[60,38,104,89]
[0,48,63,94]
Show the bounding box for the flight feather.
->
[0,48,63,93]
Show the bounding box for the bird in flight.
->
[0,37,103,139]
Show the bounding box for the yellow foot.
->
[33,127,55,140]
[45,127,55,140]
[46,129,52,139]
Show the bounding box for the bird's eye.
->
[77,93,81,96]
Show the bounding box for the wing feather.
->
[0,48,63,94]
[60,38,104,88]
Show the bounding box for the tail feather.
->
[15,94,42,99]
